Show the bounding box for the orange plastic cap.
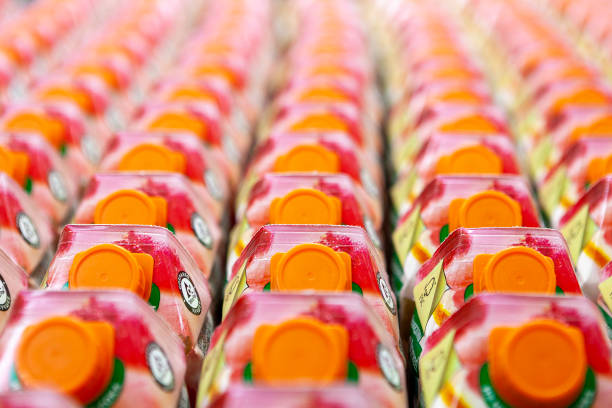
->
[0,146,29,186]
[420,45,460,59]
[473,246,556,293]
[308,64,349,78]
[435,145,502,175]
[312,43,346,56]
[200,42,232,55]
[297,87,350,103]
[288,112,349,133]
[586,154,612,184]
[69,243,153,299]
[488,319,587,408]
[438,114,499,134]
[448,190,522,231]
[193,65,238,89]
[95,44,135,63]
[147,112,207,142]
[273,144,340,173]
[549,88,609,115]
[569,115,612,143]
[75,64,119,90]
[4,112,65,149]
[521,46,567,74]
[16,316,115,403]
[166,87,216,103]
[428,66,475,80]
[118,144,186,173]
[270,243,351,291]
[270,188,342,224]
[434,89,484,104]
[38,86,94,114]
[556,65,591,81]
[252,317,348,384]
[94,189,167,226]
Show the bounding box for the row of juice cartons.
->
[372,0,612,407]
[0,0,274,406]
[199,0,409,407]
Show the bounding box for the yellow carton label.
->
[392,205,422,265]
[584,213,599,248]
[539,166,567,217]
[196,331,227,406]
[413,260,446,331]
[235,173,258,209]
[561,205,590,264]
[393,134,420,169]
[230,217,250,257]
[529,138,553,176]
[391,170,417,211]
[419,329,456,407]
[389,109,412,141]
[599,276,612,313]
[515,109,540,142]
[222,262,248,318]
[442,348,460,384]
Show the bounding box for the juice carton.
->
[528,108,612,182]
[266,104,381,154]
[274,76,368,117]
[391,175,541,293]
[0,173,53,281]
[247,131,382,201]
[208,385,379,408]
[408,59,483,91]
[223,225,398,341]
[391,106,510,169]
[69,50,134,94]
[178,55,261,124]
[229,173,382,270]
[272,75,380,129]
[0,290,188,407]
[418,294,612,408]
[403,227,582,372]
[180,55,248,101]
[99,131,232,222]
[391,132,520,210]
[235,173,382,232]
[32,74,111,119]
[388,81,492,142]
[32,75,117,139]
[559,175,612,301]
[0,0,87,73]
[539,138,612,227]
[557,175,612,337]
[73,173,222,278]
[44,224,214,400]
[150,78,252,137]
[289,58,371,95]
[197,292,407,408]
[525,61,600,101]
[1,103,106,183]
[529,82,611,130]
[0,133,78,224]
[135,101,247,171]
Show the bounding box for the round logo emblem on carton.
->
[16,212,40,248]
[146,342,175,391]
[178,271,201,315]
